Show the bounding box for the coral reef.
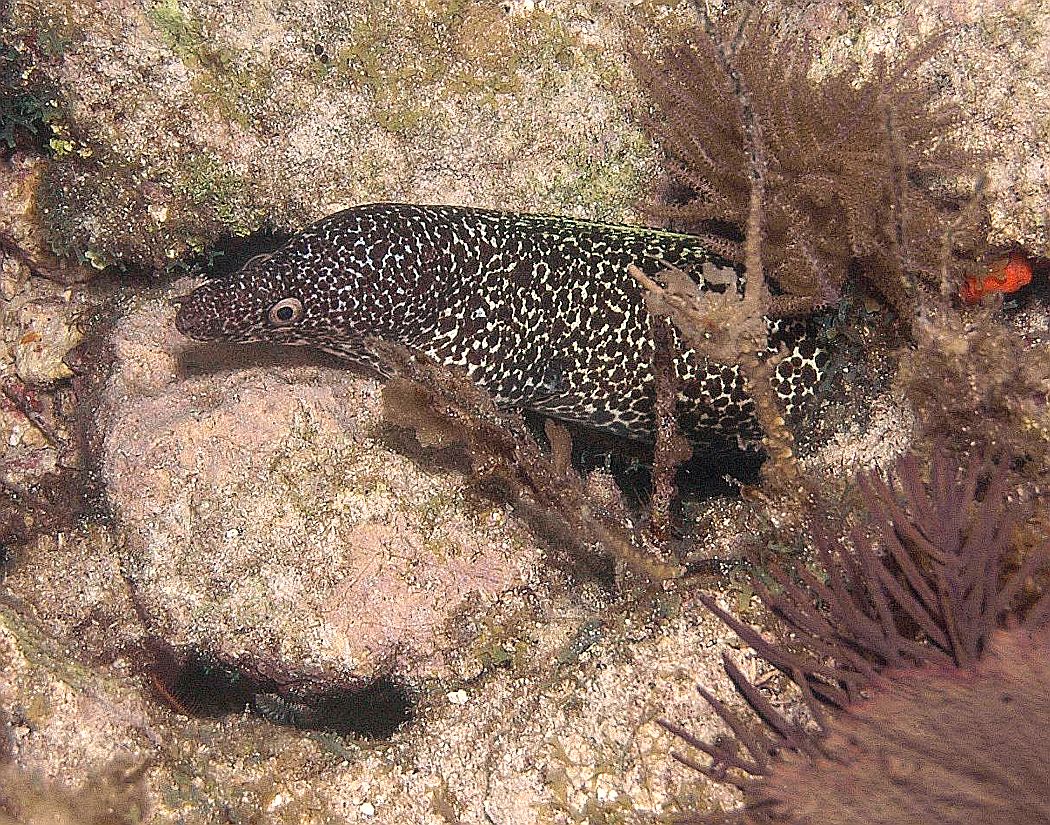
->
[3,0,1046,270]
[4,0,657,269]
[631,4,1049,506]
[1,509,759,823]
[0,0,1047,821]
[634,11,1049,821]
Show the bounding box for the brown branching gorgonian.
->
[631,13,984,315]
[661,448,1050,824]
[628,12,807,493]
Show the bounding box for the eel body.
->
[175,203,827,447]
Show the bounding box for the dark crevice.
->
[528,413,763,506]
[176,226,291,280]
[253,680,415,739]
[144,641,414,739]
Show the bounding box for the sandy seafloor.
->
[0,0,1048,822]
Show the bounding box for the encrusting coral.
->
[660,448,1050,824]
[960,249,1033,304]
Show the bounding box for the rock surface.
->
[0,154,94,286]
[98,284,546,686]
[0,281,809,824]
[6,0,656,269]
[0,155,100,547]
[0,0,1047,821]
[4,0,1048,268]
[1,550,753,823]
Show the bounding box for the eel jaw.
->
[172,291,213,341]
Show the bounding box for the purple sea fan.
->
[662,450,1050,824]
[750,624,1050,825]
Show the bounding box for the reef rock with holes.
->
[3,0,1049,271]
[96,284,544,690]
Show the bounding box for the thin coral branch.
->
[721,654,817,758]
[648,317,692,542]
[860,451,1022,664]
[692,683,775,772]
[633,11,814,497]
[372,341,681,582]
[660,717,766,779]
[696,591,859,696]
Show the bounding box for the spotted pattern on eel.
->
[174,203,828,448]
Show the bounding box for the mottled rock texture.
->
[0,154,92,286]
[0,0,1047,821]
[7,0,656,269]
[0,156,89,385]
[98,286,546,685]
[1,520,752,823]
[4,0,1048,270]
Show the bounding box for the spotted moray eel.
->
[175,203,828,448]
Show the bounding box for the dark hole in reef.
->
[181,226,292,280]
[145,641,414,738]
[524,412,762,508]
[147,646,255,717]
[253,679,415,738]
[577,438,762,505]
[1008,253,1050,308]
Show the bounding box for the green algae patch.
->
[146,0,204,57]
[535,129,657,220]
[148,0,276,129]
[311,0,589,140]
[178,153,265,236]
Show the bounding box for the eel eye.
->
[268,297,304,326]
